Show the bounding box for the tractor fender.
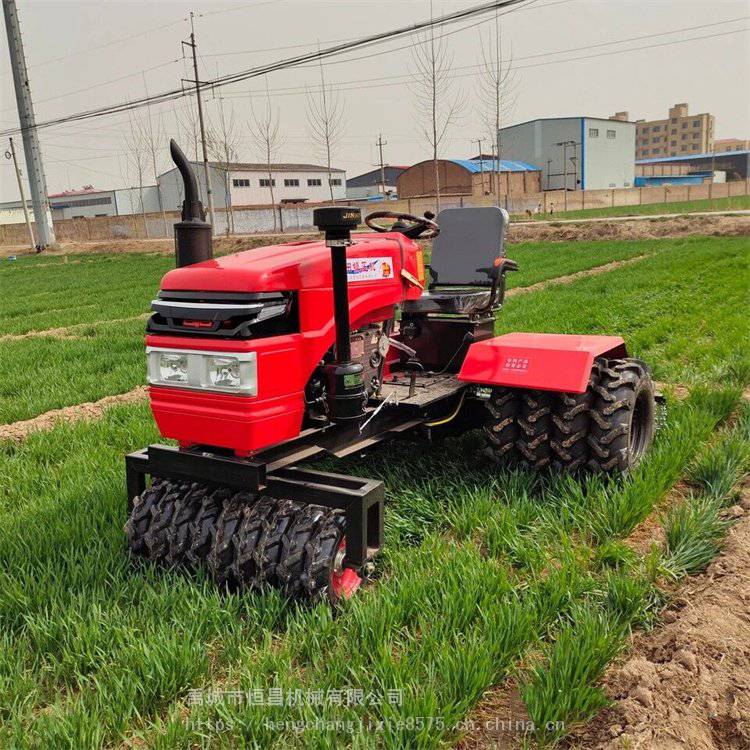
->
[457,333,628,394]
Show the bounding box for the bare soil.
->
[507,255,648,297]
[507,213,750,244]
[0,313,148,343]
[0,387,147,441]
[2,214,747,258]
[569,498,750,750]
[0,232,315,258]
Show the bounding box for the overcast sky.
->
[1,0,748,202]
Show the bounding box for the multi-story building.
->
[499,116,635,191]
[631,103,714,160]
[713,138,750,153]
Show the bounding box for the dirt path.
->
[2,214,747,258]
[0,387,147,442]
[507,255,648,297]
[0,313,148,343]
[571,499,750,750]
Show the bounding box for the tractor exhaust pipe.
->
[313,207,366,423]
[170,139,213,267]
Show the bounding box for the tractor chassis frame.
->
[126,370,474,573]
[126,445,384,573]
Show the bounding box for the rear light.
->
[182,319,214,329]
[147,347,257,395]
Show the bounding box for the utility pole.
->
[5,137,34,249]
[3,0,55,248]
[182,12,215,231]
[375,133,387,195]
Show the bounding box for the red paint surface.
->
[148,234,423,454]
[458,332,627,393]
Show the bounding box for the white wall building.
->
[157,161,347,211]
[499,116,636,191]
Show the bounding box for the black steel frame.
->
[126,444,384,572]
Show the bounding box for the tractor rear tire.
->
[482,387,521,462]
[208,492,250,587]
[125,479,168,556]
[588,358,656,473]
[517,391,553,470]
[550,365,599,472]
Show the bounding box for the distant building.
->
[346,166,407,199]
[47,188,118,219]
[714,138,750,153]
[396,158,541,199]
[0,185,161,225]
[636,150,749,181]
[499,116,636,191]
[633,103,714,160]
[157,161,346,211]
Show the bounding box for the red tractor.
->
[125,141,657,603]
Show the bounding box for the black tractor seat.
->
[402,206,515,317]
[402,287,493,315]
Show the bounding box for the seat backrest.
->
[430,206,509,286]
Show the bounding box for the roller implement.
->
[125,140,658,603]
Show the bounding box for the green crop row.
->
[0,234,747,747]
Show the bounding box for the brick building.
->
[630,103,714,160]
[714,138,750,153]
[396,159,541,199]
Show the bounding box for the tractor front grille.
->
[147,290,298,339]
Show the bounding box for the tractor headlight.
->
[158,352,188,383]
[207,356,241,389]
[147,348,257,395]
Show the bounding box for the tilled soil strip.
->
[0,313,149,343]
[0,387,148,442]
[506,255,648,297]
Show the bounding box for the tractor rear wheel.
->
[550,365,599,472]
[588,358,656,473]
[517,391,554,470]
[482,387,520,462]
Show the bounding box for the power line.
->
[0,0,533,136]
[216,21,750,101]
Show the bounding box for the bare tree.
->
[249,77,282,229]
[122,109,150,237]
[478,11,519,204]
[142,74,169,236]
[207,94,240,235]
[306,55,345,203]
[411,1,465,212]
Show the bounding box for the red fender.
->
[458,333,628,394]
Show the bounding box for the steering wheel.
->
[364,211,439,240]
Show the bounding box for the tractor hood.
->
[160,235,406,293]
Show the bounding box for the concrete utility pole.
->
[6,137,35,249]
[3,0,55,248]
[183,12,215,231]
[375,133,387,194]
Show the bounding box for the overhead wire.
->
[0,0,534,136]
